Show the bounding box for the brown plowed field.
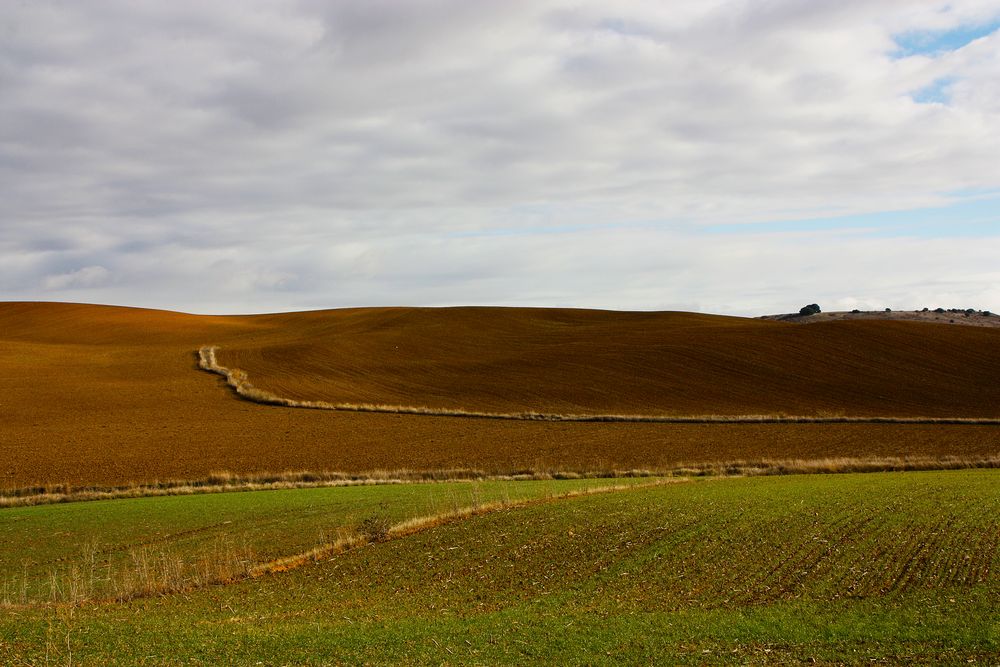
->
[212,307,1000,417]
[2,302,999,489]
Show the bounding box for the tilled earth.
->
[3,302,999,489]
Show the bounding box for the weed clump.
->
[359,514,391,542]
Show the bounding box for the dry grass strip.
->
[0,469,663,509]
[198,345,1000,425]
[4,457,999,509]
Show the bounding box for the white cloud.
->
[0,0,998,313]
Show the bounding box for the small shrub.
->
[851,309,861,314]
[922,307,929,312]
[934,307,945,314]
[885,307,892,312]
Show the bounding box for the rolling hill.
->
[2,302,999,489]
[209,305,1000,417]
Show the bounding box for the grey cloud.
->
[41,265,112,291]
[0,1,998,313]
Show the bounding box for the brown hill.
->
[1,302,999,488]
[209,306,1000,418]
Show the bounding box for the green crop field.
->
[2,470,998,665]
[0,477,647,605]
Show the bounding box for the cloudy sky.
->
[2,1,999,315]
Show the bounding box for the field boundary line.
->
[0,469,662,508]
[198,345,1000,425]
[6,456,1000,508]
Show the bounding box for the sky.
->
[2,0,999,316]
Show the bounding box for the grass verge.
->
[5,453,1000,507]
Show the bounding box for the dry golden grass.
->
[2,302,1000,489]
[3,455,999,508]
[0,468,662,508]
[2,535,257,606]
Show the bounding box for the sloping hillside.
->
[210,306,1000,418]
[2,302,999,488]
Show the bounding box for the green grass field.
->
[1,477,646,604]
[2,471,999,664]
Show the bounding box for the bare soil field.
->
[211,306,1000,417]
[2,302,999,489]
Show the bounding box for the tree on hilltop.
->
[799,304,821,316]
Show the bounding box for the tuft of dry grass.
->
[1,536,255,607]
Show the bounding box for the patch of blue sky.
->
[705,195,1000,239]
[911,76,956,104]
[892,18,1000,58]
[445,195,1000,240]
